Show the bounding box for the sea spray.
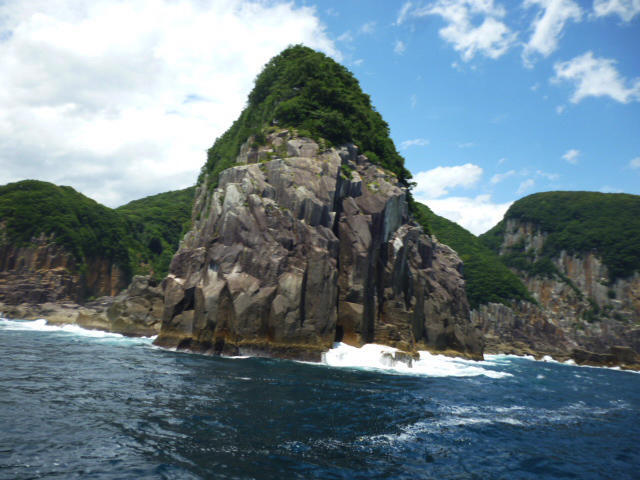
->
[322,342,511,378]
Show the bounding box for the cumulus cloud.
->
[399,0,516,61]
[412,163,483,198]
[522,0,582,66]
[412,162,511,234]
[490,169,516,184]
[418,194,512,235]
[553,51,640,103]
[517,178,535,194]
[630,157,640,169]
[400,138,430,149]
[593,0,640,22]
[562,148,580,164]
[0,0,338,207]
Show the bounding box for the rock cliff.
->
[477,217,640,368]
[0,234,125,304]
[155,131,483,361]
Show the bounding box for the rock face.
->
[0,275,163,337]
[478,219,640,368]
[104,275,164,336]
[472,301,570,358]
[155,131,483,360]
[0,234,126,304]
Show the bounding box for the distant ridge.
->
[481,191,640,281]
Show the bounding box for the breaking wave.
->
[321,342,511,378]
[0,317,156,344]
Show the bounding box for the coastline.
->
[3,303,639,373]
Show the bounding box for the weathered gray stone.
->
[155,131,483,360]
[479,218,640,368]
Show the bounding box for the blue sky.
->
[0,0,638,233]
[311,0,640,233]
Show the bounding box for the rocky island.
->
[1,46,639,369]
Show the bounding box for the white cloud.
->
[630,157,640,169]
[410,94,418,108]
[536,170,560,180]
[553,51,640,103]
[593,0,640,22]
[337,31,354,43]
[396,2,414,25]
[413,163,483,198]
[562,148,580,164]
[556,104,566,114]
[353,58,364,66]
[0,0,339,207]
[517,178,535,194]
[417,194,512,235]
[458,141,475,148]
[394,40,407,54]
[498,157,507,165]
[491,169,516,184]
[400,138,430,149]
[523,0,582,66]
[405,0,516,61]
[359,21,376,34]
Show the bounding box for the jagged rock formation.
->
[155,132,483,361]
[0,234,125,304]
[99,275,164,336]
[478,215,640,368]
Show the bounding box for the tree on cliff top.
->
[200,45,411,188]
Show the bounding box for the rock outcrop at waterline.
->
[155,132,483,361]
[0,275,163,337]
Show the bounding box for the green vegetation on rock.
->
[0,180,132,276]
[413,203,532,308]
[481,191,640,282]
[117,186,195,280]
[0,180,195,285]
[200,45,411,189]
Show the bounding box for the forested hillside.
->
[0,180,195,283]
[414,202,532,308]
[117,187,195,279]
[481,191,640,281]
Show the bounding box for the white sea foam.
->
[0,317,155,344]
[321,342,512,378]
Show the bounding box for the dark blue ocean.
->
[1,317,639,480]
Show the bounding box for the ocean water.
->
[1,317,639,479]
